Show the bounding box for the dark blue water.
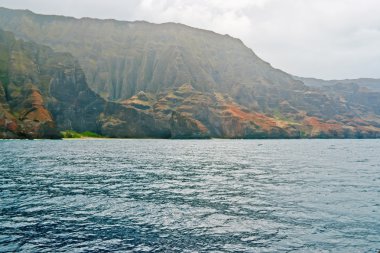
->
[0,139,379,252]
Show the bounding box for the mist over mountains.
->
[0,7,379,139]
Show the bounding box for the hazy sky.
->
[1,0,379,79]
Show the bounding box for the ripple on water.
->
[0,139,379,252]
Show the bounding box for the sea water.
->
[0,139,379,252]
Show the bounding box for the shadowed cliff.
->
[0,30,170,138]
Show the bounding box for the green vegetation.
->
[60,130,104,138]
[81,131,103,138]
[272,108,300,125]
[60,130,82,138]
[0,44,10,87]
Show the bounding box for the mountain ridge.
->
[0,7,379,139]
[0,7,301,102]
[294,76,380,92]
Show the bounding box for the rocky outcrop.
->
[0,83,20,138]
[99,102,171,138]
[119,84,380,138]
[0,30,59,138]
[170,111,210,139]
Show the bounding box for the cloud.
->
[0,0,379,79]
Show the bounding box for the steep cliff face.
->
[0,29,175,138]
[0,30,59,138]
[0,83,19,138]
[0,8,303,103]
[0,29,108,138]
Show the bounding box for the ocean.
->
[0,139,379,252]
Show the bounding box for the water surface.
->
[0,139,379,252]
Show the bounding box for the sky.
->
[0,0,379,80]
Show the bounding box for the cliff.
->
[0,29,169,138]
[0,8,379,139]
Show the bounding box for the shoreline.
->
[1,137,379,141]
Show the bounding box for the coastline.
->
[1,137,376,140]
